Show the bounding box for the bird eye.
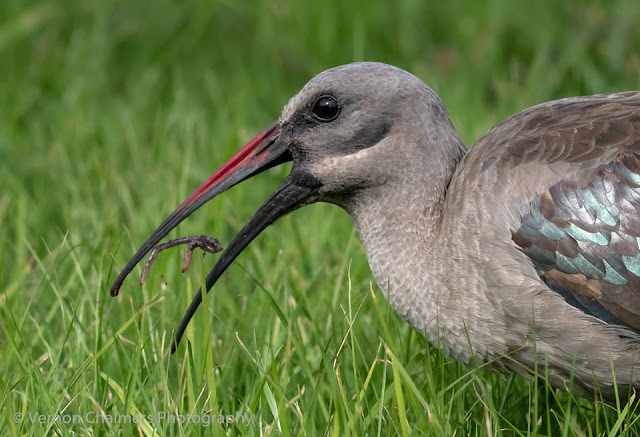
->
[312,95,340,121]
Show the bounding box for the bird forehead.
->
[280,93,304,124]
[279,62,413,125]
[279,74,345,124]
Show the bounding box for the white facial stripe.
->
[312,143,380,173]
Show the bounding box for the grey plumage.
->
[283,63,640,400]
[112,61,640,401]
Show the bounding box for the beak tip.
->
[111,121,289,353]
[109,280,123,297]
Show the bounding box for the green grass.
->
[2,0,640,434]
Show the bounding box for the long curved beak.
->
[109,122,317,352]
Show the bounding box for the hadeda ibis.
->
[110,62,640,401]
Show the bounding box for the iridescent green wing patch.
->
[514,154,640,329]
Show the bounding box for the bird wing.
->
[461,91,640,329]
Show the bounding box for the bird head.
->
[110,62,454,351]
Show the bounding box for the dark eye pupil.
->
[312,96,339,121]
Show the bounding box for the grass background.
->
[2,0,640,435]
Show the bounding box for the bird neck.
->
[344,128,472,360]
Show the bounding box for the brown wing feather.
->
[468,92,640,329]
[515,154,640,329]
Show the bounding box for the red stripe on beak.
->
[177,123,279,212]
[110,122,289,297]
